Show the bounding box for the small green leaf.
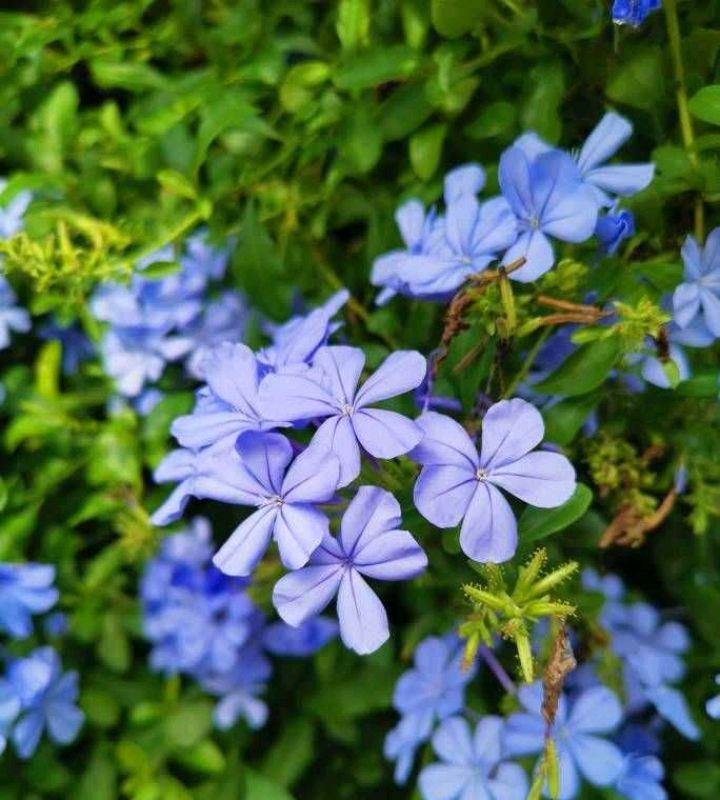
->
[689,85,720,126]
[431,0,488,37]
[165,701,213,749]
[334,45,419,91]
[245,770,296,800]
[157,169,197,200]
[140,260,182,279]
[519,483,593,544]
[336,0,370,51]
[534,338,622,397]
[409,123,447,179]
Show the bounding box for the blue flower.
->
[0,680,20,756]
[371,165,484,304]
[170,343,284,452]
[575,113,655,207]
[273,486,427,655]
[612,0,662,27]
[385,634,476,783]
[499,146,598,282]
[0,276,31,351]
[673,230,720,339]
[596,209,636,255]
[262,617,338,656]
[615,754,667,800]
[141,518,264,675]
[504,682,624,800]
[706,674,720,720]
[39,319,94,374]
[0,563,59,638]
[210,432,341,576]
[7,647,84,759]
[419,716,528,800]
[258,289,349,373]
[184,291,248,380]
[0,180,31,239]
[260,346,427,487]
[393,635,475,738]
[411,400,575,563]
[199,645,272,730]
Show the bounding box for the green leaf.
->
[409,123,447,179]
[465,101,517,141]
[35,339,62,398]
[534,338,622,397]
[76,752,117,800]
[140,260,182,279]
[261,719,315,788]
[689,85,720,126]
[522,62,565,143]
[431,0,488,37]
[336,0,370,51]
[97,611,131,673]
[607,48,665,112]
[542,394,600,446]
[90,60,164,91]
[165,701,214,749]
[519,483,593,543]
[157,169,197,200]
[245,770,295,800]
[677,372,720,396]
[231,202,289,318]
[334,45,419,91]
[172,740,226,774]
[674,762,720,798]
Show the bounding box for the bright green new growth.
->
[460,549,577,683]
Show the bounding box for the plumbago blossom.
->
[0,563,83,759]
[612,0,662,27]
[673,229,720,341]
[91,232,246,397]
[419,716,528,800]
[411,400,576,563]
[372,111,653,298]
[273,486,427,654]
[140,519,336,730]
[385,634,476,783]
[504,682,625,800]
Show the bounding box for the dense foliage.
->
[2,1,720,798]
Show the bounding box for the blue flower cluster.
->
[152,275,580,654]
[384,569,699,799]
[612,0,662,27]
[151,288,435,655]
[371,112,653,301]
[140,518,337,730]
[90,232,247,398]
[0,564,83,758]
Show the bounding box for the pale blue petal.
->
[337,569,389,655]
[459,482,518,564]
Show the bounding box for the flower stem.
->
[479,644,517,694]
[502,327,551,399]
[664,0,704,241]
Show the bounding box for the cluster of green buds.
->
[459,549,577,682]
[572,297,670,353]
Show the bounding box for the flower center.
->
[260,495,284,508]
[341,403,354,417]
[475,468,488,482]
[528,214,541,230]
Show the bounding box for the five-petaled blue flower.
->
[0,564,59,638]
[411,399,576,563]
[211,432,341,576]
[504,682,624,800]
[273,486,427,655]
[7,647,84,759]
[261,346,427,487]
[419,715,528,800]
[673,229,720,340]
[499,147,598,282]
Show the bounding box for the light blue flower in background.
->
[612,0,662,27]
[7,647,84,759]
[419,715,528,800]
[673,230,720,339]
[499,146,598,282]
[0,564,59,638]
[504,682,624,800]
[0,277,31,350]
